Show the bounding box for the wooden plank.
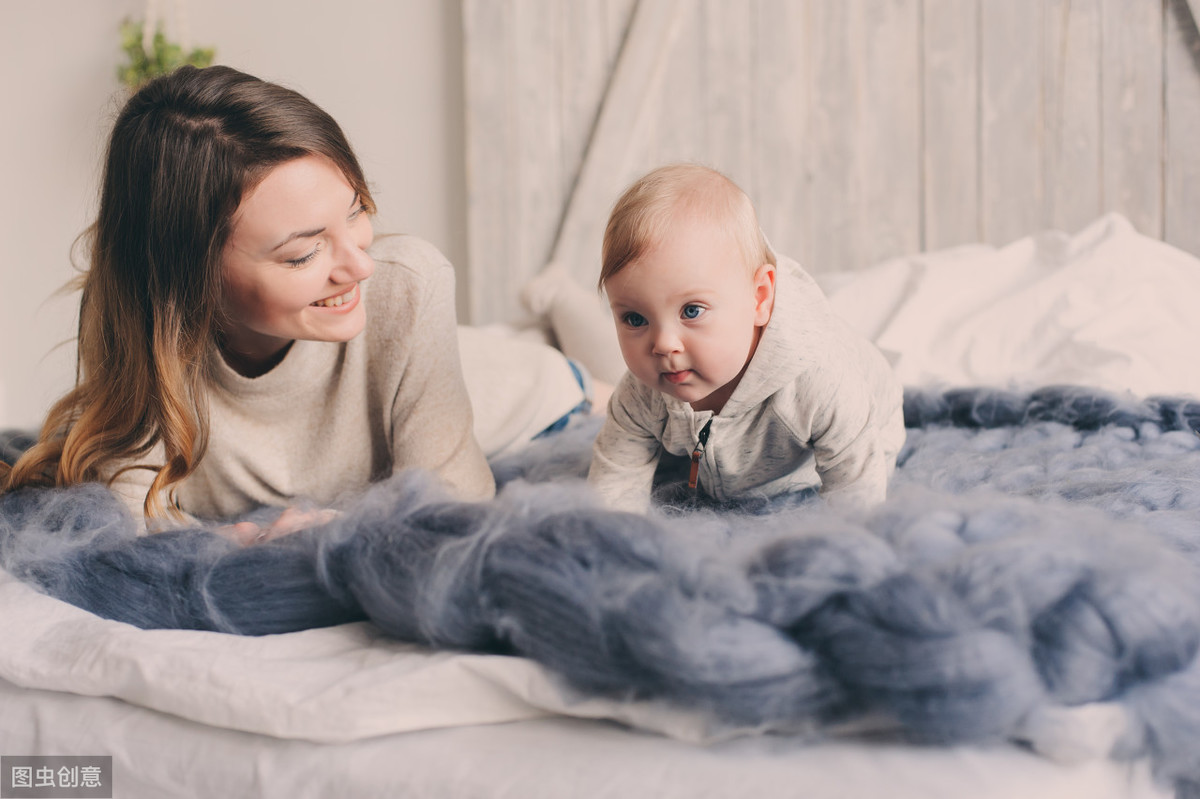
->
[559,1,613,206]
[980,0,1045,246]
[1165,0,1200,255]
[1043,0,1103,234]
[861,0,921,264]
[808,0,866,272]
[603,0,639,43]
[648,1,706,166]
[702,0,756,198]
[556,0,625,279]
[512,0,566,319]
[922,0,981,250]
[463,0,517,324]
[551,0,636,287]
[548,0,687,289]
[752,0,814,269]
[1100,0,1164,239]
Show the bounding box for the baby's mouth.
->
[311,283,358,308]
[662,370,692,385]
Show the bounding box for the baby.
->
[588,164,906,511]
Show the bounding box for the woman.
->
[0,65,560,539]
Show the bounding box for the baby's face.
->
[604,216,773,413]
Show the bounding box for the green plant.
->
[117,18,215,90]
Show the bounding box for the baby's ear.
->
[752,263,776,325]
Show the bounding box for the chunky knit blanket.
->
[2,386,1199,790]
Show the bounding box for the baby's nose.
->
[651,327,683,355]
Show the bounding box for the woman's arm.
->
[380,239,495,501]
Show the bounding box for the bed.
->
[2,214,1199,798]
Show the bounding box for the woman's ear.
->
[752,263,776,326]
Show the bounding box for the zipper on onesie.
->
[688,420,713,490]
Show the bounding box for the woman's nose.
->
[330,224,375,284]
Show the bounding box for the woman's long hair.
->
[1,65,375,520]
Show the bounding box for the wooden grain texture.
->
[752,0,814,269]
[861,0,921,266]
[552,0,635,280]
[463,0,516,322]
[981,0,1046,246]
[922,0,980,250]
[559,1,615,209]
[549,0,684,290]
[513,0,565,296]
[464,0,639,322]
[1100,0,1164,239]
[1165,0,1200,255]
[648,0,707,166]
[702,0,756,198]
[808,0,865,272]
[463,0,1200,324]
[1044,0,1103,233]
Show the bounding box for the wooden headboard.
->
[463,0,1200,325]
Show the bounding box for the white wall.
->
[0,0,468,429]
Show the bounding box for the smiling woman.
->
[219,156,377,376]
[0,65,505,538]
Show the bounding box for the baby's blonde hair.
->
[599,164,774,290]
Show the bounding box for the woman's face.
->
[220,155,374,373]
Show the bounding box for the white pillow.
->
[863,214,1200,399]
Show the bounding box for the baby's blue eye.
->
[681,304,704,320]
[622,312,647,328]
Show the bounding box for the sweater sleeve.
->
[803,356,904,510]
[106,462,156,531]
[102,445,202,533]
[384,244,496,502]
[587,373,662,512]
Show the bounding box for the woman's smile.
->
[311,282,361,309]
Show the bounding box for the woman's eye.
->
[286,243,321,268]
[350,203,368,221]
[681,304,705,320]
[622,312,647,328]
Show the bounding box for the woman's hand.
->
[217,506,339,546]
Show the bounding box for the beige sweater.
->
[113,235,495,526]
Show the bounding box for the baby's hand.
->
[216,507,340,546]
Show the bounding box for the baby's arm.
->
[587,375,663,513]
[806,365,906,510]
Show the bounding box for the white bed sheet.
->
[0,676,1168,799]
